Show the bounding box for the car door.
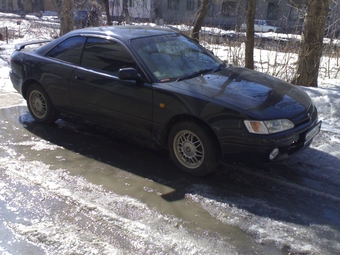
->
[42,36,86,112]
[69,37,153,137]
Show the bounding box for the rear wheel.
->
[26,84,59,124]
[168,121,220,176]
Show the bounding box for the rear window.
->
[46,36,86,65]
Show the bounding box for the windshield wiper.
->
[212,63,226,72]
[175,63,226,82]
[176,68,212,82]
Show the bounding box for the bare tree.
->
[60,0,74,36]
[28,0,39,12]
[245,0,256,69]
[102,0,112,25]
[154,0,164,26]
[120,0,130,23]
[292,0,332,87]
[26,0,44,13]
[17,0,25,15]
[49,0,62,13]
[191,0,209,43]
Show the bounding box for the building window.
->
[267,3,279,20]
[221,1,236,17]
[168,0,179,10]
[129,0,134,7]
[187,0,194,10]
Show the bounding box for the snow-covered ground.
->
[0,12,339,254]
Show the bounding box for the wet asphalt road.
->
[1,93,340,254]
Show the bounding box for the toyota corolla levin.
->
[9,25,321,176]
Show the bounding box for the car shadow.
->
[19,110,340,236]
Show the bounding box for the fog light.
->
[269,148,279,160]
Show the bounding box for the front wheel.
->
[168,121,220,176]
[26,84,59,124]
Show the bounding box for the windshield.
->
[131,33,223,82]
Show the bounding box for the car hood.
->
[156,66,312,120]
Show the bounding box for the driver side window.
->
[81,37,136,76]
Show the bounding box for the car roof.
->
[68,25,178,41]
[32,25,179,55]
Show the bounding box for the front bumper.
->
[220,121,322,162]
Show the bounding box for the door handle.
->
[75,75,85,80]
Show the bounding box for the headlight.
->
[244,119,294,134]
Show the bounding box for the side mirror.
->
[119,68,142,81]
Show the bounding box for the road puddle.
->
[1,106,339,254]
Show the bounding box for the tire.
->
[168,121,220,176]
[26,84,59,124]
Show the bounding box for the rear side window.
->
[80,37,136,75]
[46,36,86,65]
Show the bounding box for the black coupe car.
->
[10,25,321,176]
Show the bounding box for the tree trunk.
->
[103,0,112,25]
[154,0,164,26]
[60,0,74,36]
[17,0,25,15]
[121,0,130,24]
[39,0,44,12]
[245,0,256,69]
[50,0,62,16]
[28,0,38,12]
[292,0,331,87]
[191,0,209,43]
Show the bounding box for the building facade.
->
[0,0,339,35]
[154,0,307,32]
[1,0,54,13]
[107,0,339,34]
